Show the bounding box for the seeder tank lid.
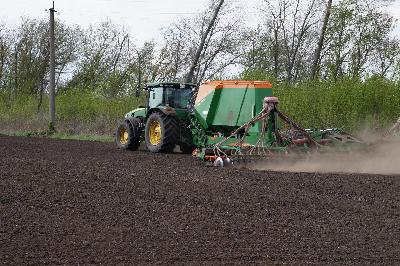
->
[202,80,273,89]
[146,82,196,89]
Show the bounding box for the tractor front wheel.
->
[145,112,178,153]
[115,119,141,150]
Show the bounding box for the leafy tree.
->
[322,0,396,80]
[155,0,242,84]
[66,21,156,98]
[242,0,325,83]
[311,0,333,80]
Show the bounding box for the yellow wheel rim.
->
[119,127,129,145]
[149,121,162,145]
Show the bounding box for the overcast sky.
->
[1,0,400,44]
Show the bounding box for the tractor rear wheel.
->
[115,119,141,150]
[145,112,178,153]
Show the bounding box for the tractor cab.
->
[146,82,196,110]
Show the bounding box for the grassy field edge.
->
[0,130,114,143]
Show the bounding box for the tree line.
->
[0,0,399,108]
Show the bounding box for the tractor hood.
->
[125,107,146,119]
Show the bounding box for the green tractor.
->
[116,80,365,166]
[116,82,196,153]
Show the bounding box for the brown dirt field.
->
[0,135,399,265]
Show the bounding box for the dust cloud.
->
[251,136,400,175]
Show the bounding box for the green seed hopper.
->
[193,80,273,131]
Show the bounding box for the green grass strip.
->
[0,130,114,143]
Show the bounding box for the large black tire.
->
[145,112,178,153]
[115,118,142,150]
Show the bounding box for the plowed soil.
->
[1,135,399,265]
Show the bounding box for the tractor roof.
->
[146,82,196,89]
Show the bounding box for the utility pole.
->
[49,1,56,131]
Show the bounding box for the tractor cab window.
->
[148,87,164,108]
[164,87,192,109]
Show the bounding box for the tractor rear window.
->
[164,88,192,109]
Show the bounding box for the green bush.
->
[273,78,400,132]
[0,90,146,135]
[1,78,399,135]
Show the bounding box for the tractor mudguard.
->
[148,107,176,117]
[125,107,147,119]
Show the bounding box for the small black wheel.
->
[115,118,142,150]
[145,112,178,153]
